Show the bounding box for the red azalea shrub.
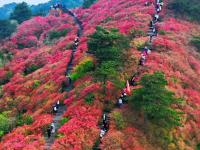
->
[51,102,102,149]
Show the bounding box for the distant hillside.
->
[0,3,17,20]
[0,0,83,20]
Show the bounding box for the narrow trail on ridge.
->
[44,9,83,150]
[94,1,165,149]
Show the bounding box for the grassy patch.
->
[85,93,95,105]
[113,111,126,130]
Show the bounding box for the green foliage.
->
[196,143,200,150]
[113,111,125,130]
[65,43,73,50]
[85,93,95,105]
[24,64,42,75]
[83,0,97,8]
[0,70,13,85]
[88,26,129,64]
[16,114,33,126]
[101,17,112,23]
[191,36,200,51]
[129,29,145,39]
[88,26,129,94]
[92,138,101,150]
[0,86,3,98]
[33,80,41,89]
[103,101,114,113]
[70,59,94,81]
[159,30,167,35]
[136,41,151,51]
[60,117,70,126]
[95,61,119,85]
[0,113,11,138]
[131,71,183,128]
[48,29,68,40]
[55,133,65,138]
[10,2,32,24]
[0,20,16,41]
[168,0,200,22]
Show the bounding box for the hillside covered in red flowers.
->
[0,0,200,149]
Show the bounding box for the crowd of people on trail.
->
[74,37,79,49]
[47,122,56,138]
[117,89,128,108]
[100,114,110,139]
[47,36,80,139]
[50,3,63,11]
[49,3,63,16]
[99,0,164,140]
[47,100,60,139]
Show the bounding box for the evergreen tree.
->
[88,26,129,64]
[88,26,129,94]
[95,61,119,93]
[131,71,183,128]
[10,2,32,24]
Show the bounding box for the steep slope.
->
[0,13,79,149]
[0,0,199,149]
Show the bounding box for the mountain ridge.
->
[0,0,199,149]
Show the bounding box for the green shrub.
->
[55,133,65,138]
[60,117,70,126]
[17,114,33,126]
[0,86,3,98]
[129,29,145,39]
[85,93,95,105]
[159,30,167,35]
[113,111,125,130]
[24,64,41,75]
[0,112,12,138]
[92,138,101,150]
[70,59,94,81]
[103,101,114,113]
[33,80,41,88]
[0,51,13,67]
[0,70,13,85]
[65,43,73,50]
[136,41,151,51]
[48,29,68,40]
[101,17,112,23]
[191,36,200,51]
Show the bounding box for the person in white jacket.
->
[51,122,55,134]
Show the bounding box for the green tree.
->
[10,2,32,24]
[88,26,129,94]
[0,20,16,41]
[113,111,126,130]
[83,0,97,8]
[131,71,183,128]
[95,61,120,94]
[88,26,129,64]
